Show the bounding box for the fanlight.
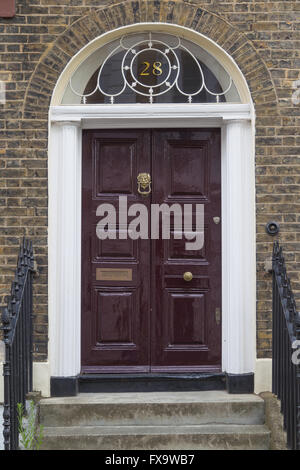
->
[62,32,241,105]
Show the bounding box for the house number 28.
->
[140,61,163,76]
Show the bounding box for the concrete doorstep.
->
[38,391,271,450]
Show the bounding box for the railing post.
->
[29,240,34,391]
[2,307,12,450]
[296,312,300,450]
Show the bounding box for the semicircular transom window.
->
[62,32,241,105]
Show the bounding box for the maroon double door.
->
[82,129,221,374]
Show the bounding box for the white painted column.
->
[49,120,82,377]
[222,119,256,375]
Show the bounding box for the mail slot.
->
[96,268,132,281]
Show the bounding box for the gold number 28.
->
[140,61,163,76]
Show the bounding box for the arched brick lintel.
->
[23,0,278,119]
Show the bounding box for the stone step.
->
[39,391,265,427]
[41,424,270,450]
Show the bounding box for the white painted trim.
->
[221,120,256,374]
[0,361,51,402]
[48,121,82,378]
[33,362,51,397]
[48,104,256,379]
[51,103,252,127]
[255,359,272,394]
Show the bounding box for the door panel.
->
[81,128,221,373]
[94,288,136,344]
[166,141,209,197]
[93,139,136,196]
[166,289,206,345]
[81,130,151,373]
[151,129,221,372]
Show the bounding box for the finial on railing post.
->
[287,281,294,323]
[273,240,279,257]
[10,280,18,316]
[23,237,28,267]
[2,306,11,342]
[29,240,34,270]
[272,241,280,275]
[283,274,289,300]
[18,242,25,281]
[277,247,283,277]
[295,311,300,341]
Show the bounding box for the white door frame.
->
[48,102,256,380]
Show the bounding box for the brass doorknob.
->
[183,271,193,282]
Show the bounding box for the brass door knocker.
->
[137,173,151,196]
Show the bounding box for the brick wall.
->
[1,0,300,361]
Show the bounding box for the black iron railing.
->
[1,239,34,450]
[272,241,300,450]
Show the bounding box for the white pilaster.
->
[49,120,82,377]
[222,119,256,374]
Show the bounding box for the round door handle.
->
[183,271,193,282]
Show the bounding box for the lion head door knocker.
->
[137,173,151,196]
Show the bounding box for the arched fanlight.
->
[63,32,240,105]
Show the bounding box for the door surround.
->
[48,23,256,395]
[48,103,255,391]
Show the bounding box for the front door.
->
[81,129,221,373]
